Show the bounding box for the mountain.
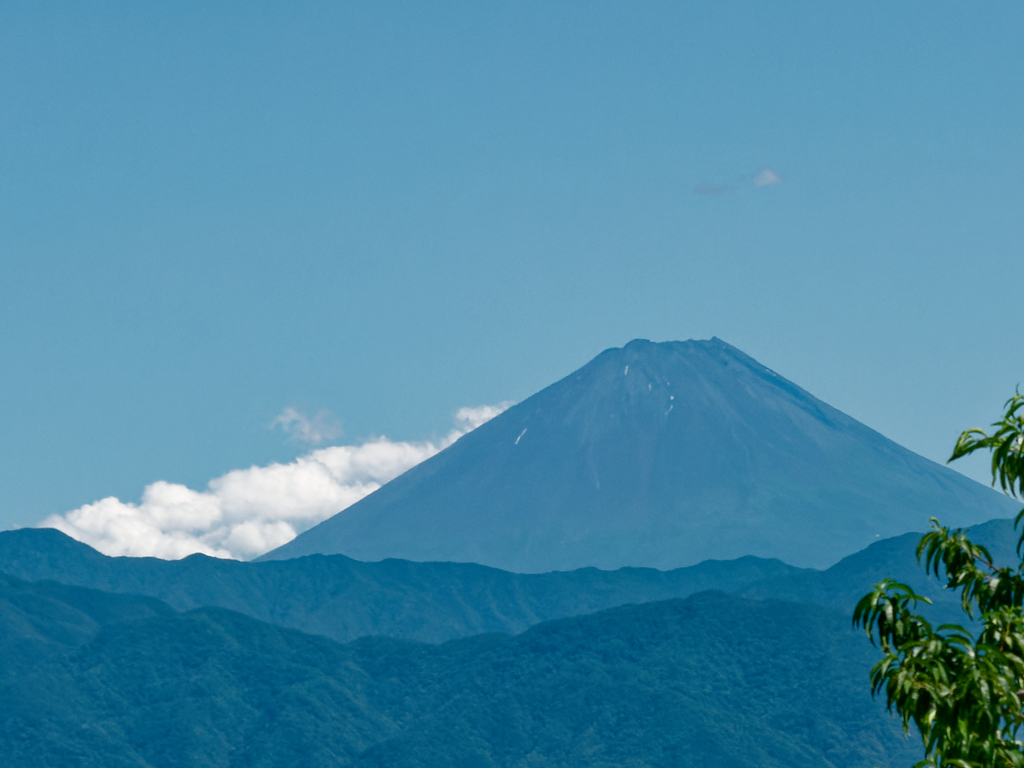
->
[262,338,1016,571]
[5,516,1020,645]
[0,527,807,644]
[0,575,920,768]
[740,516,1023,617]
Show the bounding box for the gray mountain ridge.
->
[262,338,1017,571]
[5,516,1020,646]
[0,527,808,644]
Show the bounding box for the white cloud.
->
[271,407,344,445]
[693,168,783,196]
[40,402,514,561]
[455,402,514,430]
[753,168,782,188]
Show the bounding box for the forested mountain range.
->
[0,527,802,644]
[0,573,920,768]
[5,515,1019,765]
[3,517,1015,646]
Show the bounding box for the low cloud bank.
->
[41,403,512,561]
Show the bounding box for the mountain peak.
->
[262,339,1016,571]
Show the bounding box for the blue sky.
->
[1,2,1022,549]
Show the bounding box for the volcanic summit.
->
[262,339,1016,571]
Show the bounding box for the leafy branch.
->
[854,391,1024,768]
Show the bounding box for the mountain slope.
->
[0,576,920,768]
[741,516,1022,620]
[264,338,1016,571]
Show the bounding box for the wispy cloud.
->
[271,407,343,445]
[693,167,783,196]
[455,402,513,431]
[41,402,514,561]
[752,168,782,188]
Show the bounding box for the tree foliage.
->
[854,391,1024,767]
